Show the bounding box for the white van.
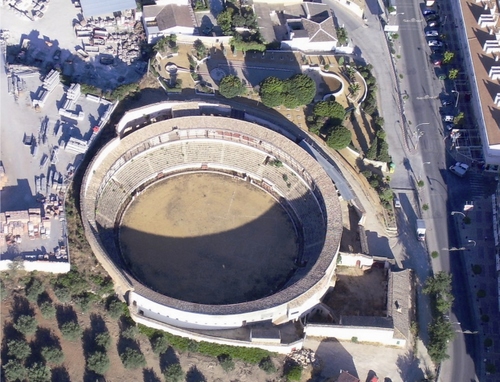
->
[449,162,469,177]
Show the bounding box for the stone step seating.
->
[261,165,301,196]
[114,154,153,193]
[97,179,127,223]
[147,145,186,173]
[183,141,223,163]
[221,144,267,174]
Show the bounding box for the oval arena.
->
[81,103,342,332]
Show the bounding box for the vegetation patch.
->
[259,74,316,109]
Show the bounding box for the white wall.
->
[281,39,337,52]
[0,260,70,273]
[131,312,304,353]
[304,324,406,347]
[338,252,373,268]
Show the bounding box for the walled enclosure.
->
[81,107,343,332]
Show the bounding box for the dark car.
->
[425,14,439,22]
[428,20,441,28]
[441,98,453,106]
[423,9,436,16]
[53,49,61,61]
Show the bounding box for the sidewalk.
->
[455,195,499,380]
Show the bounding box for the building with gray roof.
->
[80,0,136,18]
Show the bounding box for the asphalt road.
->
[328,0,483,380]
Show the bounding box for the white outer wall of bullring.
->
[130,251,338,330]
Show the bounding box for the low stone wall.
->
[0,260,70,273]
[304,323,406,347]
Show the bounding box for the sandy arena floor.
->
[120,172,299,305]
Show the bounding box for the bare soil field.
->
[323,266,388,318]
[120,172,299,305]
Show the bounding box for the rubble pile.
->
[286,349,319,367]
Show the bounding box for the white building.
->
[142,0,196,44]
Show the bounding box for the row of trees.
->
[423,272,455,364]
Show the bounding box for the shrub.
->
[7,339,32,360]
[120,348,146,369]
[75,292,98,312]
[259,356,277,373]
[351,336,358,343]
[164,363,184,382]
[87,351,110,375]
[285,364,303,381]
[152,335,170,355]
[60,321,82,341]
[431,251,439,259]
[477,289,486,298]
[472,264,482,274]
[107,298,126,319]
[326,126,352,150]
[95,332,112,350]
[26,277,44,302]
[39,301,56,319]
[27,362,51,382]
[481,314,490,322]
[417,180,425,187]
[219,75,245,98]
[53,285,72,303]
[3,360,27,381]
[0,279,8,301]
[41,346,64,365]
[423,204,429,211]
[485,338,493,347]
[218,354,235,372]
[14,315,38,335]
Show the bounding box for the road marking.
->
[403,18,424,22]
[416,95,439,99]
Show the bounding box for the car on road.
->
[394,196,401,208]
[423,9,436,15]
[443,115,454,122]
[445,123,455,131]
[441,98,453,106]
[449,162,469,177]
[428,20,441,28]
[425,14,440,22]
[428,40,443,47]
[425,30,439,37]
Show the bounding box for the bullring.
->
[81,102,342,333]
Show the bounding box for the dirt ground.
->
[323,266,388,318]
[120,172,298,305]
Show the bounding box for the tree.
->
[218,354,235,372]
[27,362,51,382]
[259,76,284,107]
[107,298,125,319]
[423,272,454,314]
[326,126,352,150]
[285,364,303,381]
[448,68,459,79]
[26,277,44,302]
[60,321,82,341]
[120,348,146,369]
[336,27,349,45]
[219,75,245,98]
[7,339,31,360]
[87,351,110,375]
[313,100,346,125]
[95,332,111,350]
[443,51,455,64]
[122,325,139,340]
[152,335,170,355]
[366,137,379,160]
[193,39,207,59]
[3,360,27,381]
[454,112,465,125]
[53,285,72,303]
[284,74,316,107]
[14,315,37,335]
[427,317,455,364]
[40,301,56,319]
[259,356,277,373]
[217,9,234,35]
[164,363,184,382]
[41,346,64,365]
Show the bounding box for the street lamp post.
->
[451,211,466,218]
[468,239,476,247]
[452,89,460,108]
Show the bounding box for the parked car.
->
[423,9,436,16]
[425,14,439,22]
[443,115,454,122]
[428,20,441,28]
[53,49,61,61]
[449,162,469,177]
[428,40,443,47]
[425,29,439,37]
[441,98,453,106]
[445,123,455,131]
